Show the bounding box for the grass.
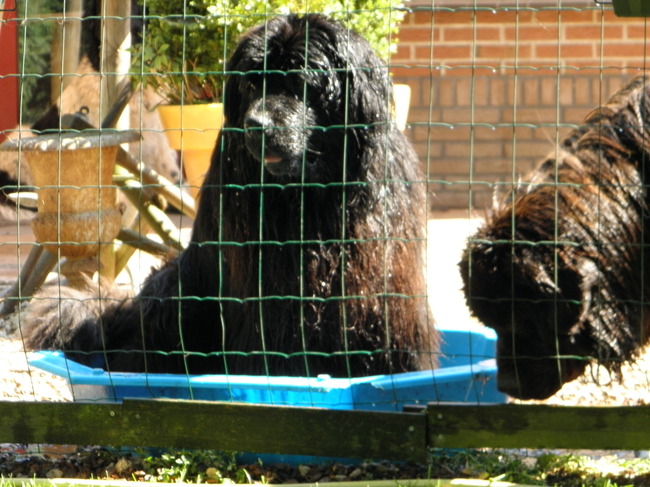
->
[427,449,650,486]
[2,448,650,486]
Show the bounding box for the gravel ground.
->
[0,309,72,402]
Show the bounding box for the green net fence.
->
[0,0,649,414]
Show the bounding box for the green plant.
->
[132,0,407,104]
[140,449,254,483]
[17,0,63,124]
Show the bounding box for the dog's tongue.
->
[264,155,283,164]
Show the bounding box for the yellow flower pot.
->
[157,103,224,201]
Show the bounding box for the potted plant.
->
[132,0,409,198]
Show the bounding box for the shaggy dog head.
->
[460,166,597,400]
[460,76,650,400]
[223,14,395,182]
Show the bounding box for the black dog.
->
[25,14,437,377]
[460,76,650,400]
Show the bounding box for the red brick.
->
[454,77,472,106]
[442,27,473,42]
[602,42,647,58]
[563,107,594,125]
[438,77,458,107]
[442,26,501,42]
[504,25,559,41]
[560,43,595,59]
[407,10,434,25]
[445,66,503,77]
[390,66,437,78]
[431,45,473,60]
[540,76,560,106]
[472,77,491,106]
[399,26,436,43]
[443,107,502,124]
[573,77,593,105]
[478,26,502,42]
[490,78,507,106]
[601,9,622,23]
[408,109,443,129]
[477,44,532,61]
[534,44,560,60]
[446,141,503,159]
[501,107,561,124]
[474,125,513,142]
[428,157,474,176]
[521,77,540,106]
[564,25,622,41]
[515,65,558,75]
[536,9,594,24]
[474,9,517,24]
[504,140,553,160]
[423,125,471,143]
[393,45,411,62]
[626,24,650,40]
[557,77,574,106]
[413,45,434,61]
[477,44,516,59]
[432,10,473,25]
[535,43,594,59]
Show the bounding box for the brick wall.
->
[390,5,650,212]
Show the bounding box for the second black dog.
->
[460,76,650,399]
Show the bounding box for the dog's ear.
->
[330,26,393,127]
[222,55,249,127]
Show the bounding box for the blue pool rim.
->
[28,325,507,410]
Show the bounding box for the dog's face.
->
[460,178,599,400]
[223,15,391,181]
[462,238,591,400]
[241,77,319,178]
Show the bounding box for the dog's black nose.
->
[244,112,271,131]
[244,111,276,163]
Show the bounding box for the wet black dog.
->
[460,76,650,399]
[25,14,436,377]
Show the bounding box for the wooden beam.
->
[99,0,131,127]
[50,0,82,104]
[0,399,427,462]
[428,404,650,450]
[4,400,650,460]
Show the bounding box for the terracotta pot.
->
[0,130,137,262]
[157,103,223,201]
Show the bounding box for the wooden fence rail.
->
[0,400,649,462]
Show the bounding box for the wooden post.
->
[50,0,82,104]
[98,0,132,280]
[99,0,131,128]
